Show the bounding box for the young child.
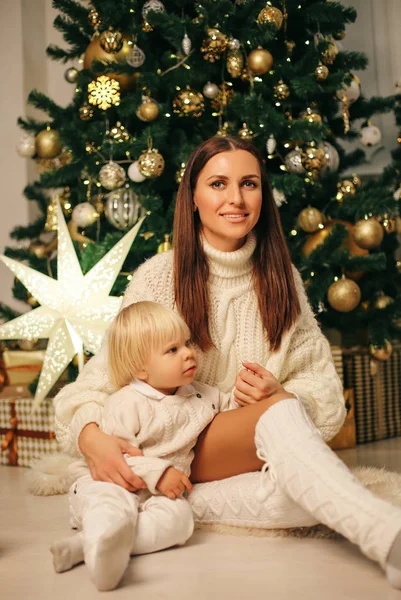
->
[50,301,238,591]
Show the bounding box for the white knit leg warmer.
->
[189,471,319,529]
[254,398,401,579]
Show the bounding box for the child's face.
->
[140,331,198,395]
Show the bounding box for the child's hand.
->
[234,361,294,406]
[157,467,193,499]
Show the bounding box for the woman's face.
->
[193,149,263,252]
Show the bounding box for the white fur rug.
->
[26,454,401,540]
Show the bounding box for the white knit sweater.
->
[54,233,346,457]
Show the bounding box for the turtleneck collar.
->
[202,231,257,288]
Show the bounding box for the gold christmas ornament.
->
[301,107,322,125]
[333,30,346,40]
[352,218,384,249]
[327,277,361,313]
[44,196,59,232]
[247,47,273,75]
[79,104,94,121]
[336,179,356,202]
[88,8,101,28]
[314,63,329,81]
[216,122,230,137]
[35,128,61,159]
[322,41,339,65]
[301,143,326,176]
[273,80,290,101]
[257,6,283,29]
[64,67,79,83]
[29,240,50,259]
[83,34,137,92]
[238,123,254,139]
[370,340,393,362]
[108,121,130,143]
[137,97,159,121]
[88,75,120,110]
[173,87,205,118]
[374,295,393,309]
[175,163,186,184]
[382,215,397,234]
[157,234,172,253]
[99,29,123,53]
[285,40,296,55]
[226,50,244,78]
[210,83,235,113]
[298,207,323,233]
[138,143,165,178]
[302,219,368,264]
[99,161,127,190]
[201,28,228,62]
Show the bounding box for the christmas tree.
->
[4,0,401,376]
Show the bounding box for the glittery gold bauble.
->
[327,278,361,312]
[374,295,393,309]
[314,63,329,81]
[302,220,368,262]
[247,47,273,75]
[137,97,159,121]
[173,87,205,118]
[336,179,356,202]
[226,50,244,78]
[36,148,72,175]
[301,143,326,175]
[88,9,101,28]
[138,147,165,178]
[99,161,126,190]
[83,34,137,92]
[237,123,253,139]
[60,188,73,216]
[175,163,186,184]
[210,83,234,112]
[301,107,322,125]
[79,104,94,120]
[201,28,228,62]
[29,240,49,259]
[257,6,283,29]
[108,121,130,142]
[157,234,172,253]
[99,29,123,53]
[382,215,397,233]
[351,173,361,188]
[322,41,339,65]
[35,128,61,159]
[44,196,59,232]
[273,80,290,100]
[298,207,323,233]
[370,340,392,361]
[352,218,384,249]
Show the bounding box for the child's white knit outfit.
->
[52,379,237,590]
[53,233,401,586]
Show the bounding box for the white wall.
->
[0,0,400,310]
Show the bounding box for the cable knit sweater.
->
[54,233,346,457]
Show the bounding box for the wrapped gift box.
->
[3,350,44,386]
[0,385,59,467]
[343,343,401,444]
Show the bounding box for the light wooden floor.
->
[2,438,401,600]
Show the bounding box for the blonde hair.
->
[108,301,191,389]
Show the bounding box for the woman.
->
[54,136,401,587]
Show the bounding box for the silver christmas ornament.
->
[99,161,126,190]
[321,141,340,173]
[266,134,277,155]
[285,147,306,175]
[105,187,145,231]
[127,44,145,68]
[16,133,36,158]
[142,0,165,19]
[203,81,219,99]
[182,33,191,55]
[128,161,146,182]
[72,202,99,228]
[64,67,79,83]
[359,124,382,147]
[272,188,286,207]
[229,38,241,50]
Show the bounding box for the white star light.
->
[0,203,145,409]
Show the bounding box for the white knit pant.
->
[69,475,194,556]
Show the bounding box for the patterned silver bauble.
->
[203,81,219,99]
[99,161,126,190]
[64,67,79,83]
[272,188,286,207]
[128,161,146,182]
[105,187,145,231]
[182,33,192,55]
[266,134,277,155]
[285,147,306,175]
[229,38,241,50]
[71,202,99,228]
[16,133,36,158]
[321,141,340,173]
[127,44,145,67]
[142,0,165,19]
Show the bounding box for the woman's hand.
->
[78,423,147,492]
[234,361,296,407]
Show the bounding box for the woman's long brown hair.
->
[173,135,301,353]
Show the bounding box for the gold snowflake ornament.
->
[88,75,120,110]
